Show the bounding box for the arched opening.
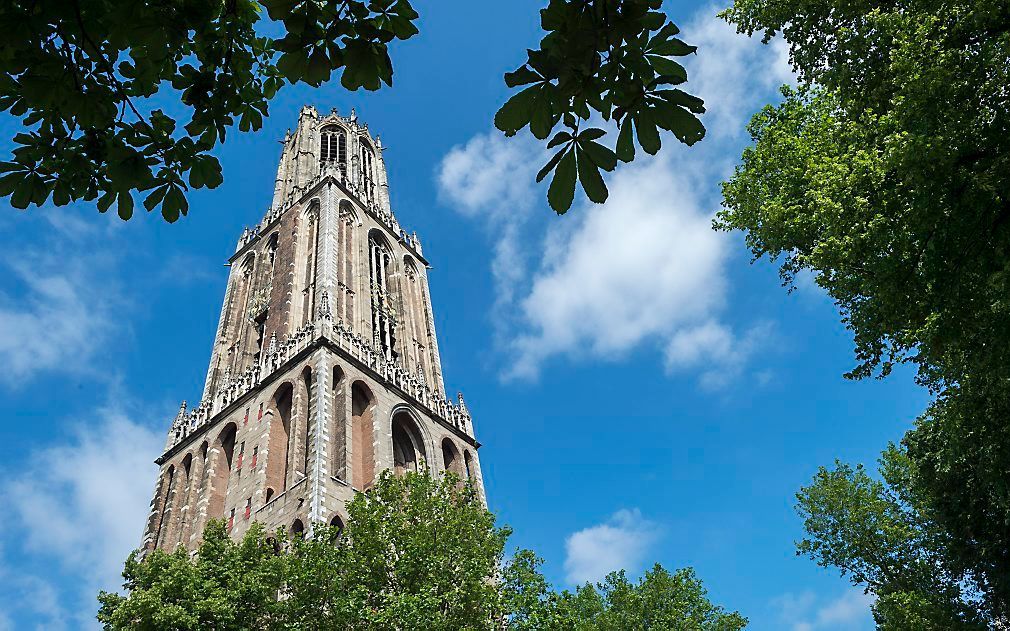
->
[320,125,347,176]
[391,410,426,476]
[297,366,314,477]
[441,438,463,477]
[329,514,345,535]
[351,381,375,489]
[332,365,346,480]
[266,383,293,493]
[336,200,356,323]
[153,465,175,549]
[206,422,238,521]
[291,519,305,538]
[300,202,319,325]
[265,487,275,503]
[464,450,474,481]
[172,453,194,546]
[369,231,398,360]
[360,141,375,201]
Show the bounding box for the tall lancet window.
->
[301,203,320,326]
[320,126,347,177]
[360,143,375,202]
[368,231,397,361]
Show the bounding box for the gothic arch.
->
[335,200,358,323]
[351,380,375,489]
[369,230,400,360]
[329,513,345,533]
[319,124,347,176]
[153,464,176,549]
[266,382,293,494]
[331,365,347,479]
[291,518,305,538]
[441,437,463,477]
[206,422,238,522]
[391,408,427,476]
[463,450,474,481]
[298,200,321,326]
[294,366,314,480]
[170,452,194,548]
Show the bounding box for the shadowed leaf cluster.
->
[0,0,418,221]
[494,0,705,213]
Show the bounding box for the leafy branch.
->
[0,0,419,222]
[495,0,706,214]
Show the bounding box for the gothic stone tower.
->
[143,106,484,551]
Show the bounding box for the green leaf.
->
[651,100,706,145]
[162,184,188,223]
[547,131,572,149]
[581,141,618,172]
[118,191,135,220]
[616,119,635,163]
[635,111,661,155]
[504,66,542,88]
[547,148,576,214]
[494,86,539,135]
[144,185,169,212]
[648,56,688,83]
[529,88,556,140]
[657,88,706,114]
[536,146,568,183]
[578,128,606,142]
[576,146,608,204]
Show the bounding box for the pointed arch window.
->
[369,232,397,360]
[320,126,347,177]
[360,142,375,201]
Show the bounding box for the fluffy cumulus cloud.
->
[774,589,876,631]
[437,6,792,386]
[0,256,112,386]
[0,407,162,628]
[563,509,661,585]
[0,211,124,387]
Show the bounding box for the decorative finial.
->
[268,332,277,356]
[457,392,468,413]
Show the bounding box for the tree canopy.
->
[98,471,745,630]
[717,0,1010,625]
[1,0,704,221]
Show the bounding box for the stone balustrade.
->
[164,316,472,453]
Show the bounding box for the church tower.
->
[142,106,483,551]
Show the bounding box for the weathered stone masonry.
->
[142,106,486,552]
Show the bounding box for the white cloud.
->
[437,6,793,386]
[563,509,661,585]
[0,242,118,387]
[0,407,162,628]
[0,263,109,385]
[684,5,794,139]
[508,154,738,380]
[774,589,876,631]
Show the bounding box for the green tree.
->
[2,0,704,220]
[99,471,744,630]
[716,0,1010,625]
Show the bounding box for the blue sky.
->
[0,2,929,629]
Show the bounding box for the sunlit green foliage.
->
[718,0,1010,625]
[98,471,744,630]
